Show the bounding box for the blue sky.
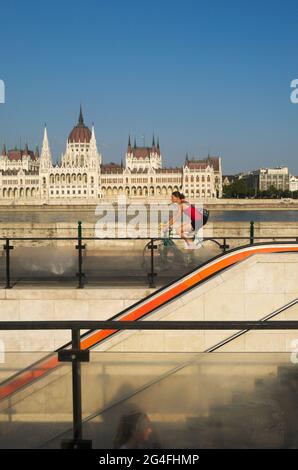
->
[0,0,297,173]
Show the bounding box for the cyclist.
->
[162,191,208,248]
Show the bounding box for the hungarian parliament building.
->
[0,108,222,203]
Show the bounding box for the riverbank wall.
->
[0,198,298,210]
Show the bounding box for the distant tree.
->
[223,179,254,198]
[267,185,280,198]
[257,186,284,199]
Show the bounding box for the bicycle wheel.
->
[142,239,181,273]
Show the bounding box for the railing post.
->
[3,239,13,289]
[59,328,91,449]
[219,237,229,252]
[76,221,85,288]
[147,238,157,288]
[250,220,255,244]
[71,328,83,443]
[223,237,227,253]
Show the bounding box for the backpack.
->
[190,205,209,226]
[202,208,209,226]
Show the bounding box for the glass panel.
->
[0,234,224,289]
[83,238,223,287]
[81,352,298,449]
[83,239,148,286]
[1,351,297,449]
[8,242,78,287]
[0,352,72,449]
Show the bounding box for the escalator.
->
[0,242,298,448]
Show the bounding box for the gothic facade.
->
[0,108,222,203]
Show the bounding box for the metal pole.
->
[78,220,82,239]
[4,239,13,289]
[76,221,85,288]
[148,239,156,288]
[219,237,229,253]
[250,221,254,244]
[71,328,83,443]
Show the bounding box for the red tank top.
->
[183,203,202,222]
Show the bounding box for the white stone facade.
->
[289,175,298,193]
[0,108,222,203]
[258,167,289,192]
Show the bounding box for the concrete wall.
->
[0,287,152,353]
[0,198,297,207]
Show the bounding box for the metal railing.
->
[0,319,297,449]
[1,220,298,288]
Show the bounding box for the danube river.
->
[0,209,297,224]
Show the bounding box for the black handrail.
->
[0,320,297,330]
[1,235,298,240]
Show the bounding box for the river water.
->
[0,210,297,224]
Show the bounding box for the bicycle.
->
[142,228,224,274]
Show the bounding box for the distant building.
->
[184,155,222,198]
[243,167,289,193]
[125,135,162,171]
[0,106,222,203]
[289,175,298,192]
